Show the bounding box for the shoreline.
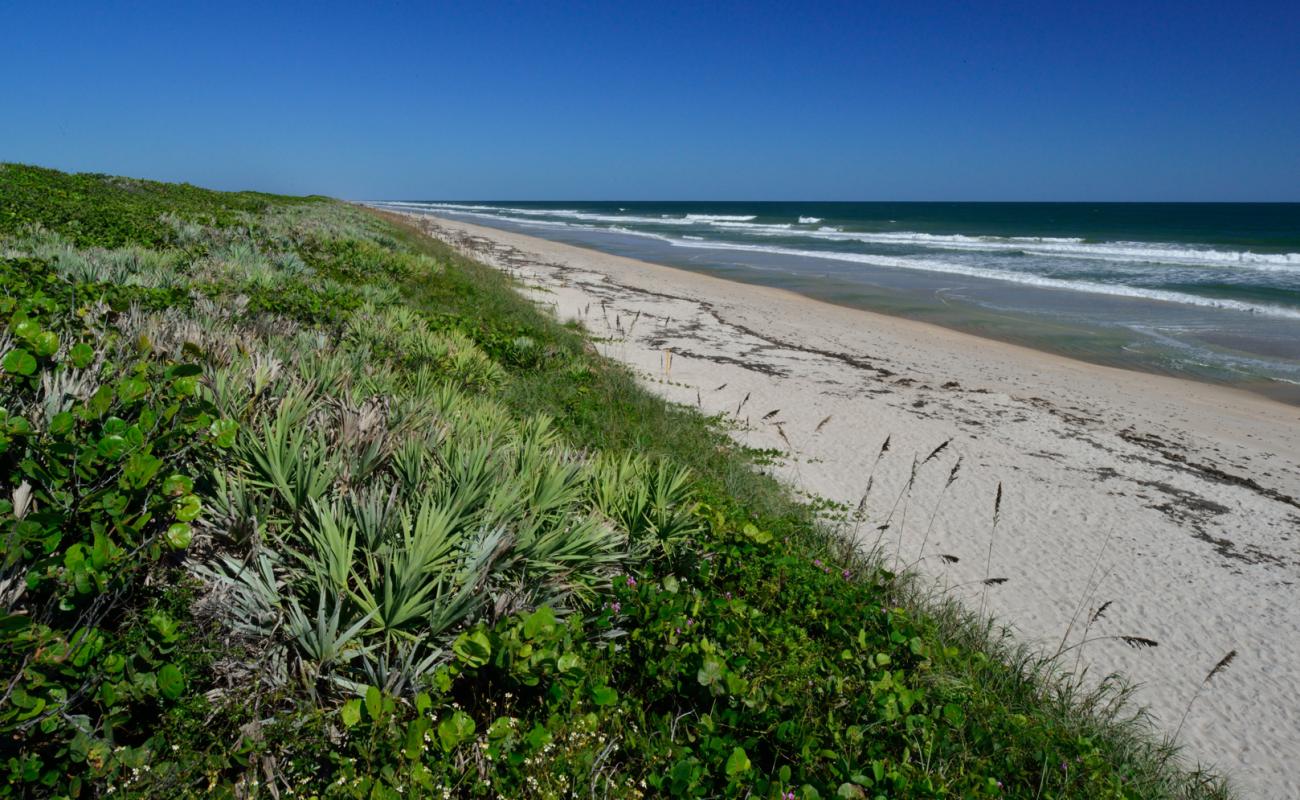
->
[392,209,1300,797]
[371,204,1300,408]
[379,207,1300,429]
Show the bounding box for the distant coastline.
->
[369,201,1300,404]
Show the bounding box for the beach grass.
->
[0,163,1229,798]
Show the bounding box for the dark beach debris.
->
[1118,427,1300,511]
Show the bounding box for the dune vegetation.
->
[0,164,1228,798]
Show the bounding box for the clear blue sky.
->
[3,1,1298,201]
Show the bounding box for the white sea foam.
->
[406,203,767,228]
[711,221,793,232]
[651,238,1300,320]
[608,226,674,241]
[673,223,1300,273]
[380,204,580,230]
[390,202,586,216]
[798,216,823,224]
[373,202,1300,276]
[391,202,671,226]
[714,226,1300,272]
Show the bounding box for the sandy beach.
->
[389,210,1300,797]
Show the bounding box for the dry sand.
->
[394,210,1300,797]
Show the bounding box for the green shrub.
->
[0,280,232,793]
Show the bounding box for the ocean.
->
[370,200,1300,402]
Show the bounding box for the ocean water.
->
[371,200,1300,402]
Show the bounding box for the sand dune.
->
[396,210,1300,798]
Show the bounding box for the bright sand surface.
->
[392,210,1300,797]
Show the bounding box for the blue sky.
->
[2,1,1298,200]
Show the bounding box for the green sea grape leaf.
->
[157,664,185,700]
[697,656,724,687]
[163,523,191,550]
[452,630,491,668]
[2,349,37,376]
[13,319,40,341]
[91,531,112,569]
[69,342,95,368]
[96,434,128,460]
[725,747,752,778]
[209,418,238,448]
[437,711,475,752]
[116,376,148,403]
[31,331,59,357]
[174,494,202,522]
[525,724,551,750]
[122,452,163,488]
[87,385,113,417]
[340,699,362,728]
[522,606,557,639]
[742,522,772,544]
[49,411,74,436]
[556,652,582,674]
[162,474,194,496]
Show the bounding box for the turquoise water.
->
[372,201,1300,402]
